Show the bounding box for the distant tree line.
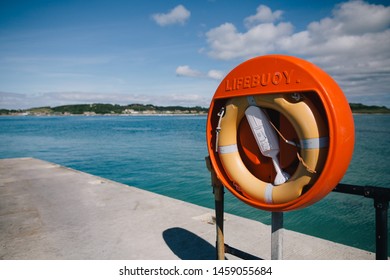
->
[349,103,390,114]
[0,103,209,115]
[1,102,389,115]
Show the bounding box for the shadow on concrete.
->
[162,227,215,260]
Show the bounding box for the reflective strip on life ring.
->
[217,94,329,205]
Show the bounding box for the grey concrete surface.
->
[0,158,375,259]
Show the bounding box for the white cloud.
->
[176,65,223,80]
[244,5,283,27]
[206,22,293,60]
[152,5,191,26]
[316,0,390,36]
[176,65,202,78]
[207,69,224,80]
[204,1,390,105]
[205,1,390,61]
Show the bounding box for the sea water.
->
[0,114,389,255]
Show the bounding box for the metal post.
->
[214,183,225,260]
[271,212,284,260]
[374,199,389,260]
[205,156,225,260]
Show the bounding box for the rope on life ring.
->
[216,94,329,205]
[267,120,317,174]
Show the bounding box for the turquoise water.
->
[0,114,389,255]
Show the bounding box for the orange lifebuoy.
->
[206,55,354,211]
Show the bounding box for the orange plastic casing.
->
[206,55,355,211]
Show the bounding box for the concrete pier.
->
[0,158,375,260]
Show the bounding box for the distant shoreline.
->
[0,112,208,117]
[2,113,390,117]
[1,102,389,116]
[0,103,209,116]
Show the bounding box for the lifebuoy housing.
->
[206,55,354,211]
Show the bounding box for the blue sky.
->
[0,0,389,109]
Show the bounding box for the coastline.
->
[1,112,389,117]
[1,104,389,116]
[0,113,208,117]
